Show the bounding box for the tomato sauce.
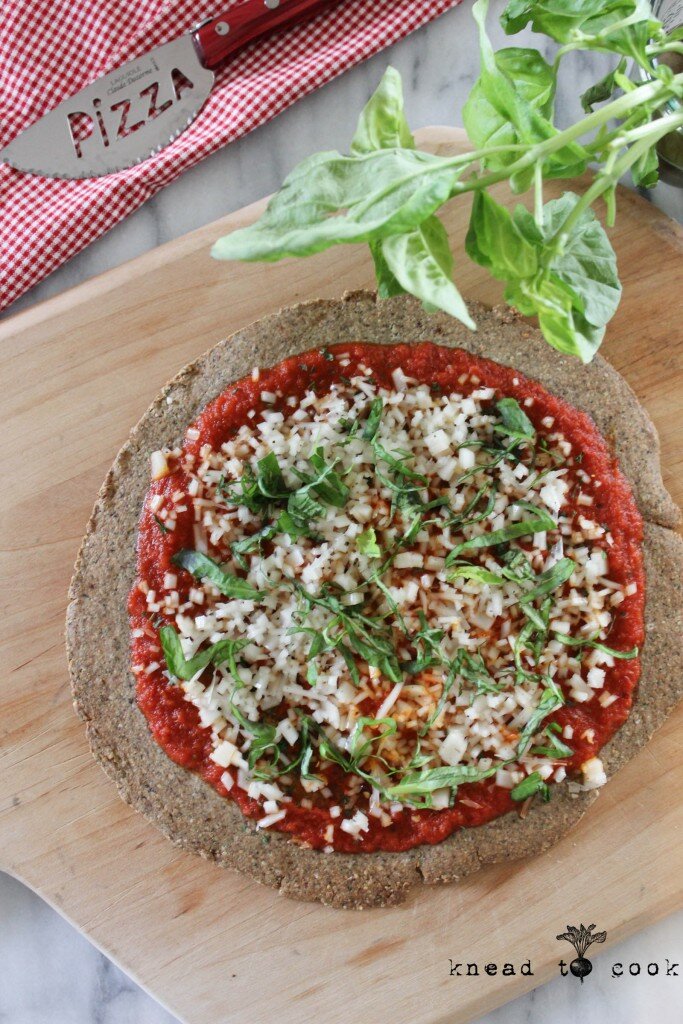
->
[129,342,644,853]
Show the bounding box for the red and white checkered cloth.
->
[0,0,461,312]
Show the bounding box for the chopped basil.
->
[494,397,535,441]
[256,451,288,499]
[519,557,574,606]
[301,447,350,507]
[445,503,557,565]
[530,723,573,759]
[516,680,565,756]
[357,526,382,558]
[553,632,639,659]
[419,652,462,734]
[511,771,551,803]
[172,549,263,600]
[230,701,281,779]
[448,563,507,586]
[348,716,397,761]
[153,515,169,534]
[286,489,326,524]
[385,763,498,806]
[159,626,249,682]
[403,611,444,675]
[460,650,504,696]
[362,397,384,441]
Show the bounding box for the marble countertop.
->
[2,1,681,1021]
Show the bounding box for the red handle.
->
[194,0,341,69]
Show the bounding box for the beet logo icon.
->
[557,923,607,981]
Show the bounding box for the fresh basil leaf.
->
[357,526,382,558]
[466,192,539,283]
[350,65,416,155]
[445,503,556,564]
[230,702,281,777]
[172,549,263,600]
[370,240,407,299]
[159,626,249,682]
[581,57,628,112]
[465,1,586,183]
[631,143,660,189]
[539,193,622,330]
[517,680,565,755]
[501,0,653,47]
[463,45,556,169]
[511,770,551,802]
[496,396,536,440]
[507,271,607,363]
[212,147,465,263]
[381,216,476,329]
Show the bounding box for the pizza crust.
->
[67,292,683,909]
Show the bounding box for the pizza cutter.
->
[0,0,340,179]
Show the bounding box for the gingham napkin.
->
[0,0,461,312]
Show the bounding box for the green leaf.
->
[448,564,508,586]
[304,447,350,507]
[501,0,655,48]
[553,632,639,659]
[350,66,416,155]
[370,240,407,299]
[496,396,536,440]
[465,192,538,282]
[363,397,384,441]
[631,143,659,189]
[230,702,281,777]
[463,44,556,170]
[385,763,498,804]
[531,724,573,758]
[159,626,249,682]
[581,57,628,112]
[172,550,263,600]
[256,452,288,498]
[445,503,557,564]
[540,193,622,329]
[465,2,586,181]
[381,216,476,329]
[211,147,464,263]
[357,526,382,558]
[348,716,398,761]
[511,771,551,802]
[519,557,575,605]
[508,274,607,363]
[517,680,565,755]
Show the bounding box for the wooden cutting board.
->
[1,128,681,1024]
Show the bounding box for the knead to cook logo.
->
[556,923,606,982]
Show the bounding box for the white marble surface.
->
[2,1,681,1021]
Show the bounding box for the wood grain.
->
[1,128,681,1024]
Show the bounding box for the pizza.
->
[67,292,683,908]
